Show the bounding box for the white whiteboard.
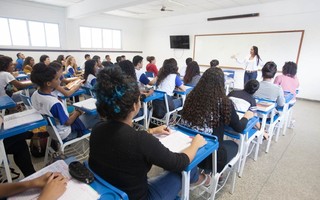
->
[193,30,304,69]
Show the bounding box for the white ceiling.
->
[26,0,284,19]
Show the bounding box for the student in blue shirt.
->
[30,63,99,142]
[133,55,157,87]
[15,52,25,71]
[83,59,97,88]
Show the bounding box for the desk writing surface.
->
[58,88,86,99]
[143,91,164,102]
[0,96,16,110]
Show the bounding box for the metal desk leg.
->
[0,140,12,182]
[181,170,190,200]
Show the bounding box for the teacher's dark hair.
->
[93,67,140,120]
[210,59,219,68]
[252,46,261,65]
[262,61,277,79]
[282,61,297,78]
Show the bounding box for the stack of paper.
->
[9,160,100,200]
[257,101,274,111]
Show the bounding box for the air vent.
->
[207,13,259,21]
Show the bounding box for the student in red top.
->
[146,56,158,77]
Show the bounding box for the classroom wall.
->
[142,0,320,101]
[0,0,144,65]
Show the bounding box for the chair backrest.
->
[223,70,235,79]
[145,71,154,78]
[46,116,64,146]
[84,161,129,200]
[19,93,33,109]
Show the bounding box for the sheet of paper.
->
[156,130,192,153]
[73,98,97,110]
[3,109,43,130]
[9,160,100,200]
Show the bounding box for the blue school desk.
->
[58,88,86,106]
[175,125,219,200]
[0,118,47,182]
[141,91,164,129]
[15,73,29,81]
[0,96,16,117]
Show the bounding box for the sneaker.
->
[190,173,208,190]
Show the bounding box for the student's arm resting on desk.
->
[0,172,66,199]
[141,127,206,171]
[229,104,253,133]
[175,75,186,91]
[50,103,82,126]
[10,79,32,89]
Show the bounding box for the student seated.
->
[0,172,66,200]
[0,56,33,101]
[181,67,254,173]
[65,56,81,77]
[153,58,185,118]
[30,63,99,142]
[22,56,35,74]
[133,55,157,87]
[183,61,201,86]
[274,61,299,99]
[228,80,269,140]
[89,67,207,200]
[146,56,158,77]
[254,61,285,107]
[83,60,98,88]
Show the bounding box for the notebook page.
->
[73,98,97,110]
[3,109,43,130]
[157,130,192,153]
[9,160,100,200]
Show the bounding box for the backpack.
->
[29,132,49,157]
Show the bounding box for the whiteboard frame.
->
[193,30,305,69]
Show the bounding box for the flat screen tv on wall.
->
[170,35,190,49]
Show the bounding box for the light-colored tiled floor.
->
[6,100,320,200]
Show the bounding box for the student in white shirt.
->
[31,63,99,142]
[231,46,264,85]
[83,60,98,88]
[153,58,185,118]
[66,56,79,77]
[133,55,157,88]
[0,56,32,99]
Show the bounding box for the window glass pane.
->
[29,21,46,47]
[9,19,29,46]
[0,18,11,45]
[91,28,102,48]
[102,29,112,48]
[45,23,60,47]
[113,30,121,49]
[80,27,91,48]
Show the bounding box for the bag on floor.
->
[29,132,49,157]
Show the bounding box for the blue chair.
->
[223,70,235,79]
[81,86,94,98]
[19,93,33,110]
[145,71,154,78]
[84,161,129,200]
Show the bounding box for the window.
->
[0,17,60,47]
[80,26,121,49]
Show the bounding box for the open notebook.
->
[155,130,192,153]
[73,98,97,111]
[3,109,43,130]
[9,160,100,200]
[65,79,83,90]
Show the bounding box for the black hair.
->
[252,46,261,65]
[186,57,193,65]
[93,67,140,120]
[210,59,219,67]
[56,55,65,64]
[105,55,110,59]
[23,57,34,67]
[282,62,297,78]
[184,61,200,84]
[0,56,13,71]
[262,61,277,79]
[157,58,179,85]
[39,55,49,63]
[85,54,90,59]
[84,60,97,83]
[102,61,113,68]
[119,60,137,81]
[244,79,260,94]
[92,55,100,61]
[132,55,143,66]
[17,53,21,59]
[49,61,63,71]
[116,56,122,63]
[31,63,57,87]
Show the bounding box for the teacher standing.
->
[232,46,263,85]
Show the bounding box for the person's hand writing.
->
[148,125,171,135]
[191,134,207,149]
[38,173,67,200]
